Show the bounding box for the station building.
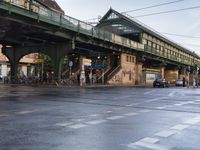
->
[95,8,200,86]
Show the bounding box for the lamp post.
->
[187,66,190,88]
[196,66,199,87]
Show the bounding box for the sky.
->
[56,0,200,55]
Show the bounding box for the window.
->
[147,41,152,47]
[132,57,135,63]
[129,73,132,81]
[143,39,147,44]
[126,56,129,62]
[153,43,156,48]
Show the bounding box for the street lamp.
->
[187,66,191,88]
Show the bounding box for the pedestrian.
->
[193,78,196,88]
[196,78,199,88]
[77,72,80,85]
[183,77,185,87]
[92,73,96,84]
[89,72,92,85]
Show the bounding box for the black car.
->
[153,79,169,88]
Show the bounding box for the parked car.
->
[175,79,183,86]
[153,79,169,88]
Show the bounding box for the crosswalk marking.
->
[0,114,8,117]
[184,119,200,125]
[128,141,168,150]
[124,112,137,116]
[139,137,160,144]
[56,122,74,127]
[16,110,34,115]
[138,110,152,113]
[86,119,107,125]
[170,124,189,130]
[107,116,124,120]
[68,124,87,129]
[168,92,176,97]
[155,130,177,138]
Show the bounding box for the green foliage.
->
[38,54,54,73]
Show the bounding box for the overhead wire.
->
[122,0,184,13]
[84,0,185,21]
[161,32,200,38]
[134,5,200,17]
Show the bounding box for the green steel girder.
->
[0,1,199,68]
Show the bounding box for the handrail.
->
[107,65,121,81]
[1,0,199,66]
[144,45,193,66]
[0,0,144,51]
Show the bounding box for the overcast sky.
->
[56,0,200,55]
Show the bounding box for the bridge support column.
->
[10,61,19,83]
[160,67,165,79]
[135,62,143,85]
[46,43,73,82]
[2,42,73,83]
[164,68,179,84]
[2,46,20,83]
[52,56,63,82]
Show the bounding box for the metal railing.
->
[0,0,144,52]
[0,0,198,66]
[144,45,194,65]
[106,65,122,82]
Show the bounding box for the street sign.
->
[92,64,106,69]
[69,61,73,67]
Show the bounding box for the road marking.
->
[139,137,160,144]
[16,110,34,115]
[0,114,8,117]
[156,106,166,109]
[125,104,135,107]
[174,103,184,106]
[68,124,87,129]
[124,112,138,116]
[184,118,200,125]
[155,130,177,138]
[112,107,123,110]
[128,141,168,150]
[193,102,200,105]
[72,118,85,122]
[193,116,200,120]
[56,122,74,127]
[86,119,107,125]
[106,110,112,113]
[148,98,161,102]
[107,116,124,120]
[168,92,176,97]
[144,90,155,95]
[187,101,195,104]
[138,110,152,113]
[170,124,189,130]
[183,101,195,104]
[89,114,99,117]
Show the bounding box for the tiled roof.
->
[37,0,64,14]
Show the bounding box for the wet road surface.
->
[0,85,200,150]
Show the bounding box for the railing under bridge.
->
[0,0,199,67]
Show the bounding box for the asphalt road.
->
[0,85,200,150]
